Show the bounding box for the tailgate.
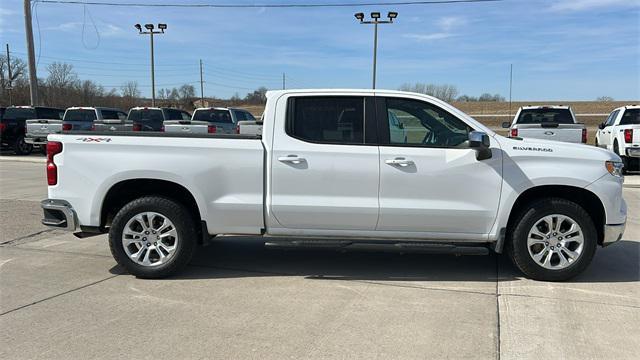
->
[163,120,209,134]
[26,119,62,136]
[515,124,584,143]
[94,120,131,132]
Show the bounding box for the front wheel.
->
[507,198,597,281]
[109,196,197,278]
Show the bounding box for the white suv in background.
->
[595,105,639,172]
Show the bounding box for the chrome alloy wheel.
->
[122,212,178,267]
[527,214,584,270]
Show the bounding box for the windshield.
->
[517,108,574,124]
[128,109,164,122]
[620,109,639,125]
[64,109,97,122]
[193,109,233,123]
[3,108,36,121]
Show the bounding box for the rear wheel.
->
[507,198,597,281]
[109,196,196,278]
[13,135,33,155]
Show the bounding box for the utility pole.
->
[282,73,285,90]
[199,59,204,104]
[5,44,13,105]
[355,11,397,89]
[135,23,166,106]
[509,64,513,118]
[24,0,38,106]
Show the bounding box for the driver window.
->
[605,110,619,127]
[385,98,472,147]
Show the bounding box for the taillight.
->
[132,124,142,131]
[160,125,165,132]
[62,123,72,131]
[90,123,96,131]
[625,129,633,143]
[0,123,6,132]
[207,125,217,133]
[46,141,63,186]
[510,128,518,137]
[235,126,240,134]
[582,128,587,143]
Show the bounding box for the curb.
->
[0,156,46,164]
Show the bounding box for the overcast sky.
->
[1,0,638,100]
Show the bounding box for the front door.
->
[270,95,380,230]
[376,96,503,235]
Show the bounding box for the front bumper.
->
[41,199,77,231]
[603,223,625,247]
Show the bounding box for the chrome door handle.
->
[278,155,306,164]
[385,158,414,167]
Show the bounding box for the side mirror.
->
[501,122,511,129]
[469,131,492,161]
[598,122,606,130]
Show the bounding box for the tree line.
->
[398,82,506,103]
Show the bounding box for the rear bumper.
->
[41,199,77,231]
[625,147,640,158]
[603,223,625,247]
[25,135,48,145]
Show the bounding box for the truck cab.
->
[596,105,640,172]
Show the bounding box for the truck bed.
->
[47,132,265,235]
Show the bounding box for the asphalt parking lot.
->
[0,159,638,359]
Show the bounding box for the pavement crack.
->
[0,229,57,246]
[0,245,112,259]
[0,274,122,317]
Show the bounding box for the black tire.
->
[614,141,630,174]
[507,198,597,281]
[109,196,197,278]
[13,135,33,155]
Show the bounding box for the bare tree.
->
[398,83,459,102]
[596,96,614,102]
[121,81,141,99]
[244,86,268,104]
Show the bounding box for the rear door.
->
[270,95,380,231]
[376,96,502,236]
[600,110,619,149]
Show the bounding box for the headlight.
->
[605,161,624,177]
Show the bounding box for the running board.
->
[264,240,489,255]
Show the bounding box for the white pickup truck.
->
[40,89,626,281]
[503,105,587,144]
[595,105,639,173]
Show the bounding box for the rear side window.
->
[193,109,233,123]
[163,109,183,120]
[516,109,574,124]
[180,111,191,120]
[117,111,128,120]
[38,108,64,120]
[128,109,164,121]
[620,109,639,125]
[65,109,97,122]
[287,96,364,144]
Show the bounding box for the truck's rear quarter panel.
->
[47,133,265,235]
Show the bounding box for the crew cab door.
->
[270,95,380,230]
[376,96,502,236]
[599,110,619,149]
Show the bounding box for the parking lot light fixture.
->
[135,23,167,106]
[354,11,397,89]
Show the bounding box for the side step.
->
[264,240,489,255]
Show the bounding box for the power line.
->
[38,0,504,8]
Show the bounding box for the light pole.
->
[135,23,166,106]
[355,11,397,89]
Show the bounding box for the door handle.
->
[385,158,414,167]
[278,155,306,164]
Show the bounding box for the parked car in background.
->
[41,89,626,282]
[1,106,64,155]
[595,105,639,172]
[164,107,256,134]
[128,107,191,132]
[91,108,130,132]
[503,105,586,144]
[61,107,127,132]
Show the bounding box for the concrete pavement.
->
[0,160,638,359]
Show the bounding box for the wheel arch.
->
[506,185,606,246]
[100,179,204,239]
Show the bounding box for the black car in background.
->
[128,107,191,132]
[0,106,65,155]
